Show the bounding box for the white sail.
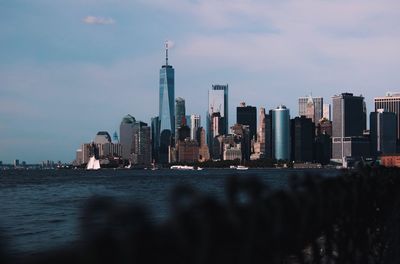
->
[93,159,101,170]
[86,156,101,170]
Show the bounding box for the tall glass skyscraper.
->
[207,84,228,146]
[158,42,175,163]
[159,42,175,136]
[175,97,186,137]
[272,105,290,161]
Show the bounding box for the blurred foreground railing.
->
[4,166,400,264]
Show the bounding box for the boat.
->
[236,165,249,170]
[170,165,195,170]
[229,165,237,169]
[86,156,101,170]
[197,167,203,171]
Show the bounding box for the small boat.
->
[236,165,248,170]
[229,165,237,169]
[86,156,101,170]
[170,165,195,170]
[197,167,203,171]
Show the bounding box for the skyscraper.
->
[237,102,257,140]
[272,105,290,161]
[323,104,331,121]
[120,114,136,160]
[299,96,323,122]
[158,42,175,163]
[132,122,152,165]
[370,109,397,157]
[190,114,201,141]
[252,107,266,159]
[374,93,400,142]
[290,116,315,162]
[332,93,368,161]
[208,84,228,137]
[175,97,185,138]
[332,93,365,138]
[151,116,160,162]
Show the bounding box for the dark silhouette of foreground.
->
[4,166,400,263]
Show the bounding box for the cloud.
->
[82,16,115,25]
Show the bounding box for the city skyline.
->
[1,0,400,163]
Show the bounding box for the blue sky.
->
[1,0,400,163]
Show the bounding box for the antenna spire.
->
[165,40,169,66]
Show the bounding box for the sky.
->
[1,0,400,164]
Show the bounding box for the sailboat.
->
[86,156,101,170]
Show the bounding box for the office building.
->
[370,109,397,157]
[331,93,368,161]
[272,105,290,160]
[316,118,332,137]
[190,114,201,141]
[198,127,210,162]
[299,96,323,123]
[265,112,273,159]
[223,144,242,161]
[237,102,257,140]
[252,107,266,159]
[131,122,152,165]
[231,123,251,161]
[177,124,190,142]
[175,97,185,138]
[290,116,315,162]
[94,131,112,145]
[323,104,331,120]
[151,116,160,162]
[207,84,229,139]
[177,139,199,163]
[315,133,331,165]
[374,93,400,142]
[158,42,175,163]
[120,114,136,160]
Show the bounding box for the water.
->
[0,168,337,255]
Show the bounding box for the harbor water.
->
[0,168,338,255]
